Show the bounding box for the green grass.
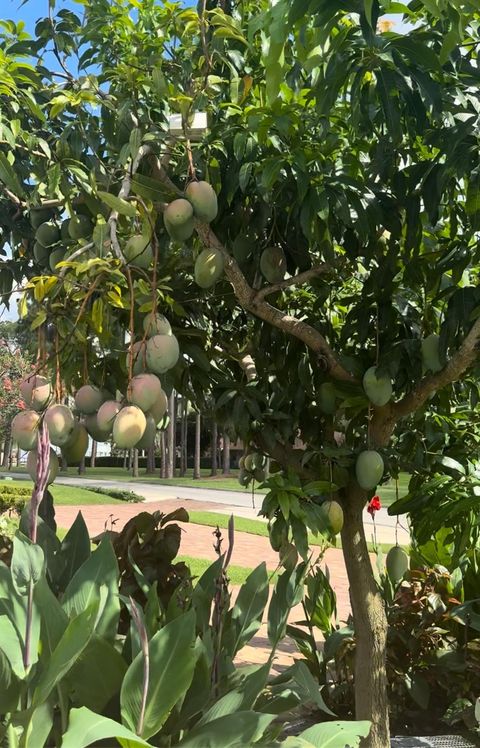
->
[0,479,125,505]
[178,555,272,585]
[188,510,407,553]
[8,466,260,493]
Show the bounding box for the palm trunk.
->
[123,449,128,469]
[211,420,218,476]
[2,434,11,468]
[132,448,139,478]
[167,391,175,478]
[146,443,155,474]
[78,456,86,475]
[160,431,167,478]
[193,412,201,479]
[340,483,389,748]
[222,431,230,475]
[179,398,188,476]
[90,440,97,468]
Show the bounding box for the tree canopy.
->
[2,1,480,745]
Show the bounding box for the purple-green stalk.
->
[129,596,149,736]
[24,421,50,669]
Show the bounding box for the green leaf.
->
[0,151,25,197]
[67,635,127,711]
[56,511,91,591]
[21,702,54,748]
[131,173,177,202]
[11,533,44,596]
[224,562,269,656]
[120,609,196,739]
[177,711,274,747]
[97,190,137,217]
[30,308,47,331]
[61,707,153,748]
[34,575,68,658]
[0,648,21,713]
[0,613,25,679]
[32,599,100,707]
[299,720,372,747]
[62,536,120,641]
[435,455,465,475]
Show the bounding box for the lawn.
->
[177,555,271,586]
[0,479,126,505]
[7,465,410,504]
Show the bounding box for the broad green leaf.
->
[131,173,177,202]
[299,720,371,747]
[0,648,21,713]
[11,534,44,596]
[120,609,196,739]
[56,512,91,591]
[30,308,47,331]
[21,702,53,748]
[177,711,274,747]
[62,536,120,640]
[223,562,269,656]
[32,599,100,706]
[97,190,137,217]
[34,575,68,658]
[0,614,25,679]
[61,707,153,748]
[67,635,127,711]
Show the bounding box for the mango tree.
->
[1,1,480,745]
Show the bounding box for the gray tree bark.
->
[222,431,230,475]
[160,431,167,478]
[132,448,139,478]
[211,420,218,476]
[193,412,201,479]
[78,456,86,475]
[2,434,11,468]
[167,391,175,478]
[90,440,97,468]
[180,398,188,476]
[146,443,155,474]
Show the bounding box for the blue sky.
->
[6,0,79,33]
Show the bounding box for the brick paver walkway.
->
[55,499,354,672]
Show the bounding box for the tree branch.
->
[393,317,480,419]
[254,264,331,301]
[195,222,355,382]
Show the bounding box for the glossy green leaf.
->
[61,708,153,748]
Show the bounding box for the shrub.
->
[88,485,145,503]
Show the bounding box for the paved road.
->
[6,472,411,543]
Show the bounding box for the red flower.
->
[367,495,382,517]
[17,400,26,410]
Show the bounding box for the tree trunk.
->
[211,420,218,476]
[90,440,97,468]
[2,434,11,469]
[160,431,167,478]
[78,457,86,475]
[146,443,155,474]
[167,390,175,478]
[60,453,68,472]
[128,449,133,471]
[222,431,230,475]
[132,448,139,478]
[340,483,390,748]
[179,398,188,476]
[193,412,201,479]
[123,449,128,469]
[15,445,21,467]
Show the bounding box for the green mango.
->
[422,334,443,373]
[363,366,392,407]
[355,450,384,490]
[319,382,336,414]
[319,500,344,535]
[386,545,409,585]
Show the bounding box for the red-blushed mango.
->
[319,500,344,535]
[185,180,218,223]
[163,199,194,242]
[75,384,106,415]
[148,389,168,425]
[44,404,75,447]
[124,234,153,270]
[355,450,384,490]
[12,410,41,450]
[363,366,392,407]
[146,333,179,374]
[260,246,286,283]
[27,448,59,485]
[97,400,122,434]
[112,405,146,448]
[135,414,157,449]
[127,340,148,376]
[127,373,162,412]
[61,422,89,465]
[142,312,172,338]
[21,375,51,412]
[84,414,111,442]
[194,248,224,289]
